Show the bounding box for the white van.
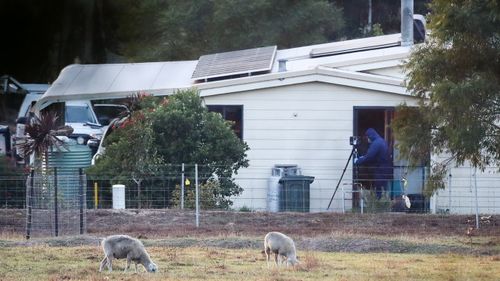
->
[64,100,105,145]
[15,92,127,162]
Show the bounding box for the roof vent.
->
[278,59,287,72]
[192,46,277,82]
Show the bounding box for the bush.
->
[171,179,231,210]
[361,189,391,213]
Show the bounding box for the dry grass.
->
[0,245,499,281]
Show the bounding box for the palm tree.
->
[19,111,73,167]
[19,111,73,238]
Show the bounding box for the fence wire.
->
[0,164,499,237]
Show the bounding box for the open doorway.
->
[353,106,429,212]
[352,107,394,208]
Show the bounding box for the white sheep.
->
[264,231,299,267]
[99,234,158,273]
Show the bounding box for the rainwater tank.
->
[47,138,92,200]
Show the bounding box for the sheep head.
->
[287,256,299,267]
[147,262,158,273]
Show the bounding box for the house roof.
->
[37,33,412,109]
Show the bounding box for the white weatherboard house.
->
[37,34,499,214]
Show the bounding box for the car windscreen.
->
[93,105,128,126]
[65,105,96,123]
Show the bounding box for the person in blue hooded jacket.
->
[354,128,392,199]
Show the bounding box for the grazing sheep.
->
[99,234,158,273]
[264,231,299,267]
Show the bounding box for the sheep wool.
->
[264,231,299,267]
[99,234,158,273]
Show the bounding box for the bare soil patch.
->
[1,209,499,255]
[83,209,499,238]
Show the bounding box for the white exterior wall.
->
[431,159,500,215]
[203,82,418,212]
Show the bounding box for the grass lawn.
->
[0,245,499,281]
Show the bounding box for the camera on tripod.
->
[349,136,361,147]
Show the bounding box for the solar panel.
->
[192,45,277,81]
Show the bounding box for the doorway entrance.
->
[352,107,394,207]
[353,106,429,212]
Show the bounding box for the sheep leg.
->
[99,256,107,272]
[107,256,113,272]
[274,253,280,267]
[124,257,131,272]
[134,263,138,273]
[265,247,271,268]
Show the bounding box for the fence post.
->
[341,184,345,213]
[54,167,59,237]
[79,168,84,235]
[360,188,364,214]
[25,169,34,239]
[474,167,479,229]
[181,163,185,210]
[448,173,452,212]
[94,182,98,209]
[195,164,199,228]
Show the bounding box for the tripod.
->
[327,146,359,210]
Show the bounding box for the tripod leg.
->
[327,148,355,210]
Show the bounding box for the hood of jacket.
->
[365,128,381,142]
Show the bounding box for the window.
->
[65,105,97,123]
[207,105,243,139]
[93,104,129,126]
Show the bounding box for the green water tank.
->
[47,139,92,200]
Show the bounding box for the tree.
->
[393,0,500,193]
[88,89,249,209]
[19,112,74,169]
[86,94,163,208]
[330,0,430,38]
[109,0,344,61]
[149,89,250,208]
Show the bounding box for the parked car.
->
[91,113,129,165]
[14,91,128,163]
[92,103,130,126]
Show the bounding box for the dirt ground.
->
[1,209,499,255]
[84,209,500,238]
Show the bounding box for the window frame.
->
[206,105,243,139]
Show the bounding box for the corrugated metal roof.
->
[310,34,401,57]
[37,34,412,108]
[37,61,197,108]
[192,46,277,81]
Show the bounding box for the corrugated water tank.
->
[47,138,92,200]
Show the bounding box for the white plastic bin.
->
[112,184,126,209]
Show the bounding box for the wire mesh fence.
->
[0,164,499,237]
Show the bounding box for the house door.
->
[352,107,394,207]
[353,107,429,212]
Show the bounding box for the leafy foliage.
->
[86,94,164,201]
[18,112,73,161]
[171,180,227,209]
[88,89,249,208]
[107,0,344,61]
[4,0,435,84]
[394,0,500,193]
[362,189,392,213]
[149,89,249,208]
